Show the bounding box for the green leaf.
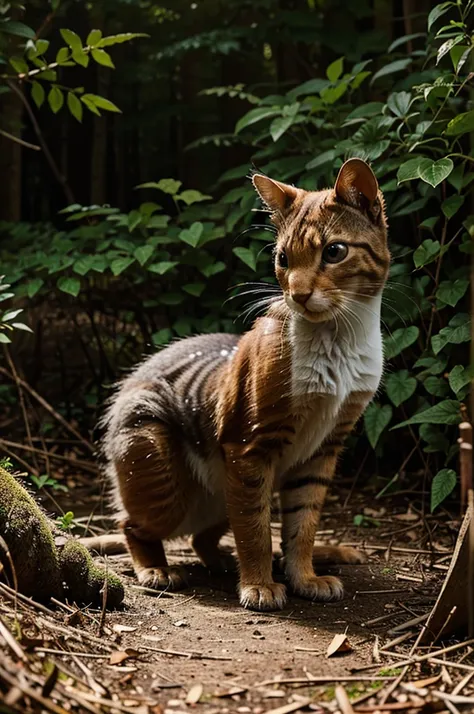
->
[446,110,474,137]
[449,364,474,397]
[326,57,344,81]
[148,261,178,275]
[393,400,462,429]
[67,92,83,122]
[436,279,469,307]
[432,313,470,354]
[385,370,417,407]
[371,58,411,83]
[233,247,257,271]
[159,293,184,306]
[0,333,11,344]
[82,94,121,113]
[48,87,64,114]
[111,257,135,276]
[57,276,80,297]
[386,91,411,117]
[2,309,23,322]
[179,222,204,248]
[431,469,457,512]
[437,35,464,65]
[97,33,149,48]
[87,29,103,46]
[27,279,44,298]
[55,47,70,64]
[270,115,294,142]
[200,261,226,278]
[441,194,464,219]
[73,256,95,276]
[235,107,280,133]
[388,32,426,53]
[384,326,419,360]
[183,283,205,297]
[72,49,89,68]
[413,239,441,268]
[320,83,347,105]
[176,190,211,205]
[9,56,29,74]
[423,375,450,397]
[91,49,114,68]
[364,403,392,449]
[1,20,35,39]
[127,210,142,232]
[398,157,453,188]
[11,322,33,333]
[137,179,182,195]
[31,81,45,109]
[134,245,155,266]
[428,2,454,30]
[60,29,83,52]
[152,328,172,346]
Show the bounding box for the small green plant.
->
[0,456,13,470]
[56,510,75,531]
[353,514,381,528]
[0,275,32,343]
[30,473,68,493]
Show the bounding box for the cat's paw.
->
[239,582,287,611]
[137,566,187,591]
[292,575,344,602]
[312,545,366,565]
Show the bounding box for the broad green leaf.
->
[183,283,205,297]
[179,222,204,248]
[72,49,89,68]
[176,190,211,205]
[306,150,336,171]
[384,326,419,360]
[137,179,182,195]
[87,29,103,46]
[57,276,80,297]
[92,49,114,68]
[200,261,226,278]
[48,86,64,114]
[418,158,453,187]
[371,58,411,83]
[56,47,70,64]
[0,333,12,344]
[67,92,83,122]
[27,278,44,298]
[423,375,450,397]
[364,402,392,449]
[159,293,184,306]
[134,245,155,266]
[428,2,454,30]
[81,95,100,116]
[431,313,470,354]
[152,328,172,346]
[148,261,178,275]
[437,35,464,65]
[2,309,22,322]
[436,279,469,307]
[82,94,121,113]
[450,44,471,72]
[413,239,440,268]
[392,400,461,429]
[235,107,280,134]
[419,424,450,454]
[60,29,83,52]
[9,56,29,74]
[12,322,33,333]
[127,210,142,232]
[448,364,474,397]
[446,110,474,136]
[386,91,411,117]
[111,257,135,276]
[270,115,294,142]
[233,247,257,271]
[73,257,95,276]
[385,370,417,407]
[1,20,35,39]
[441,194,464,218]
[388,32,425,52]
[345,102,384,121]
[31,81,45,108]
[326,57,344,81]
[97,33,149,48]
[431,469,457,512]
[320,83,347,104]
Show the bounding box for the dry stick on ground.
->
[0,439,98,473]
[335,685,355,714]
[4,348,40,473]
[0,366,94,453]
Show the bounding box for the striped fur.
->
[102,159,390,611]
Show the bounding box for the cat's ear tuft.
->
[334,158,383,223]
[252,174,299,219]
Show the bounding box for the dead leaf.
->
[186,684,203,704]
[113,624,138,634]
[109,648,139,665]
[326,633,353,658]
[393,511,418,522]
[410,674,441,688]
[214,687,248,698]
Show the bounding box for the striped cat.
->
[102,158,390,611]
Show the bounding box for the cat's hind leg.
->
[111,422,189,591]
[191,520,234,573]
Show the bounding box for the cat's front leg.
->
[280,393,371,601]
[224,449,286,611]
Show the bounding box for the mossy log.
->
[0,465,124,608]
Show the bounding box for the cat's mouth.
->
[285,293,335,323]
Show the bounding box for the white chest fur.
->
[277,294,384,474]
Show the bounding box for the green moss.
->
[0,465,123,608]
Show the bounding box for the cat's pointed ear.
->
[335,158,383,224]
[252,174,299,219]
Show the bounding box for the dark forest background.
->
[0,0,472,514]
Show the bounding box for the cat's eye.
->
[322,242,348,264]
[277,250,288,268]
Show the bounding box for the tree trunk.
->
[0,91,23,221]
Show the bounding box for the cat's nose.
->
[291,291,312,307]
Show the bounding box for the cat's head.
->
[253,158,390,324]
